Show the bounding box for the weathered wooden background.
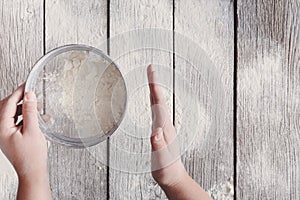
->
[0,0,299,199]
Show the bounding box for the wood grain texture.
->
[237,0,300,199]
[109,0,173,199]
[0,0,43,199]
[45,0,108,199]
[1,0,299,199]
[175,0,234,198]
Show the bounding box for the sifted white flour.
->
[42,50,126,140]
[207,177,234,200]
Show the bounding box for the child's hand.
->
[147,65,212,200]
[0,84,51,199]
[147,65,188,187]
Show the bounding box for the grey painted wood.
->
[45,0,108,199]
[237,0,300,199]
[1,0,299,199]
[109,0,173,199]
[0,0,43,199]
[175,0,234,199]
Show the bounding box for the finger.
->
[22,91,39,133]
[151,104,166,132]
[147,64,175,143]
[147,64,168,108]
[151,127,178,171]
[14,102,42,124]
[149,93,154,106]
[20,114,51,126]
[4,84,25,118]
[147,64,171,125]
[150,94,155,122]
[7,84,25,104]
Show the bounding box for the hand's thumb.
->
[22,92,39,132]
[150,127,166,151]
[151,127,173,171]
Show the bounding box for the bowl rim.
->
[25,44,128,148]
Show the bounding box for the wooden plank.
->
[109,0,173,199]
[45,0,108,199]
[175,0,234,199]
[0,0,43,199]
[237,0,300,199]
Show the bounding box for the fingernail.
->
[155,127,163,141]
[24,92,36,102]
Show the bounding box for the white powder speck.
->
[207,177,234,200]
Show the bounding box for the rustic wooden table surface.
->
[0,0,299,199]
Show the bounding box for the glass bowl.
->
[25,44,127,148]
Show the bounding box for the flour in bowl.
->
[42,50,126,140]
